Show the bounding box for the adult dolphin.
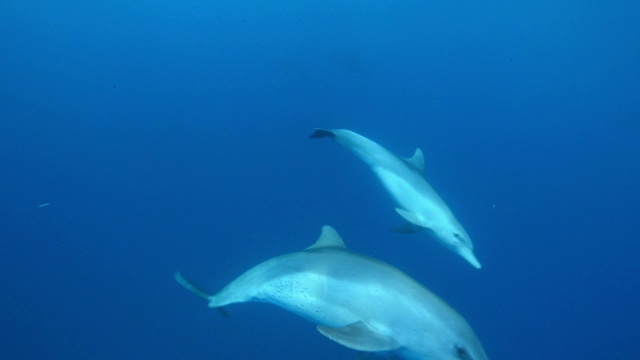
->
[310,128,481,269]
[176,226,488,360]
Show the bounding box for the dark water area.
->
[1,1,638,359]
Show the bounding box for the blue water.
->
[1,1,638,359]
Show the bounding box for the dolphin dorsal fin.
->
[403,148,425,173]
[307,226,346,250]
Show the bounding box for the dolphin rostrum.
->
[176,226,488,360]
[310,128,481,269]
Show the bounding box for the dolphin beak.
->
[458,246,482,269]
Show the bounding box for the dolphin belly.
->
[259,271,361,327]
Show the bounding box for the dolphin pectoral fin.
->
[309,128,336,139]
[395,208,427,227]
[317,321,400,352]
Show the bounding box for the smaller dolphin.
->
[176,226,488,360]
[310,129,480,268]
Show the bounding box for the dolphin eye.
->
[455,344,472,360]
[453,233,462,240]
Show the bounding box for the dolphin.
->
[176,226,488,360]
[310,129,481,269]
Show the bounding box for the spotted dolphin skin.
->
[310,128,481,269]
[176,226,488,360]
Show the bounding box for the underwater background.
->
[1,0,638,359]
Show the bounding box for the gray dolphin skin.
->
[176,226,488,360]
[310,128,481,269]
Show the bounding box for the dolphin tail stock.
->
[174,272,229,317]
[309,128,336,139]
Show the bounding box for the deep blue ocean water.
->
[1,1,638,359]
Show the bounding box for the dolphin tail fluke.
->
[175,272,213,301]
[175,271,230,316]
[309,128,335,139]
